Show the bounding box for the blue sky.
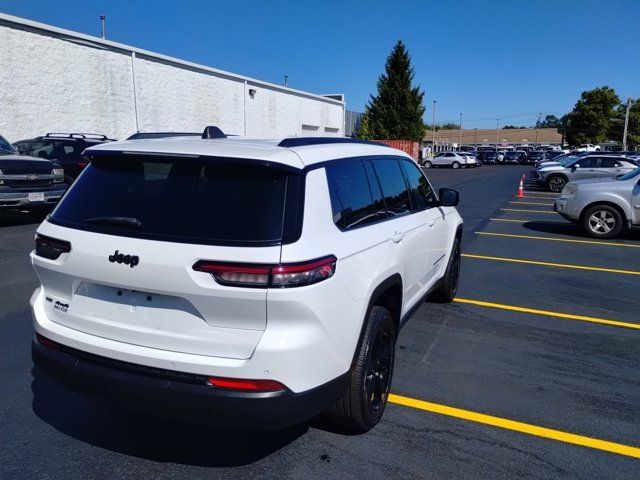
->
[3,0,639,128]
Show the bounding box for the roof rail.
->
[127,132,201,140]
[277,137,385,148]
[201,126,227,139]
[45,133,110,140]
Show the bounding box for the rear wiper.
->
[85,216,142,228]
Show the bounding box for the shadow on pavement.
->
[523,221,640,241]
[0,210,40,228]
[31,369,308,467]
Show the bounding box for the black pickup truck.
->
[0,135,68,217]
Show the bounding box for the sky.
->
[3,0,639,128]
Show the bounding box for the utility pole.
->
[458,113,463,151]
[100,15,106,39]
[431,100,437,157]
[284,75,288,87]
[474,128,477,148]
[534,112,541,149]
[495,119,500,151]
[623,97,631,151]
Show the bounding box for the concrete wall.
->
[0,14,344,142]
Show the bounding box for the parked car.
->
[13,133,115,183]
[30,130,463,432]
[525,150,546,165]
[555,167,640,238]
[477,151,498,165]
[503,151,526,165]
[576,144,600,152]
[536,155,637,192]
[424,151,476,169]
[545,150,564,160]
[0,134,67,216]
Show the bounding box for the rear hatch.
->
[33,153,302,359]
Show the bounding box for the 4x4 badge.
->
[108,250,139,268]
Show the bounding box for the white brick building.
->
[0,13,345,142]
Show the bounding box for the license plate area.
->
[28,192,45,202]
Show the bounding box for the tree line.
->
[358,42,638,149]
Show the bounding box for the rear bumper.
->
[32,334,349,429]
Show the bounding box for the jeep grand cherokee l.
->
[30,129,462,432]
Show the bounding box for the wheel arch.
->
[350,274,403,369]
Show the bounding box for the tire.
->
[27,205,52,221]
[452,161,460,169]
[582,205,623,239]
[546,175,567,193]
[325,306,396,433]
[430,236,461,303]
[423,160,432,168]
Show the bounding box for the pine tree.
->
[356,109,373,140]
[367,41,426,142]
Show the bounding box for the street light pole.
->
[459,113,463,151]
[534,112,541,148]
[495,119,500,151]
[431,100,437,156]
[623,97,631,151]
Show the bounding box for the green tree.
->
[565,86,620,146]
[356,110,373,140]
[367,40,426,141]
[536,115,561,129]
[610,99,640,149]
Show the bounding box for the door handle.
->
[426,219,436,228]
[390,231,404,243]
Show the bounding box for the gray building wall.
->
[0,13,345,142]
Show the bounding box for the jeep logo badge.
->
[108,250,139,268]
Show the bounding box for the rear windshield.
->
[50,155,295,245]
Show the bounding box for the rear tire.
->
[27,205,52,221]
[582,205,623,239]
[324,306,396,433]
[430,236,461,303]
[452,161,460,169]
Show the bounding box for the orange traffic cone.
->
[516,176,524,198]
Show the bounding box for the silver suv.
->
[555,167,640,238]
[536,155,637,192]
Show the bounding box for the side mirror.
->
[439,188,459,207]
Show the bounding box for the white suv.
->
[30,130,463,432]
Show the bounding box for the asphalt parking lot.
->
[1,165,639,479]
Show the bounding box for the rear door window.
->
[50,156,294,245]
[326,160,383,230]
[371,159,411,217]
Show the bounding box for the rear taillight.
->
[34,233,71,260]
[77,162,89,168]
[193,255,337,288]
[207,376,286,392]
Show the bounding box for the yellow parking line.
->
[509,201,555,206]
[453,297,640,330]
[489,218,530,223]
[476,231,640,249]
[501,208,556,214]
[461,253,640,276]
[523,195,558,199]
[388,394,640,459]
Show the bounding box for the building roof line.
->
[0,12,344,106]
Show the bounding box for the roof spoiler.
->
[201,126,227,139]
